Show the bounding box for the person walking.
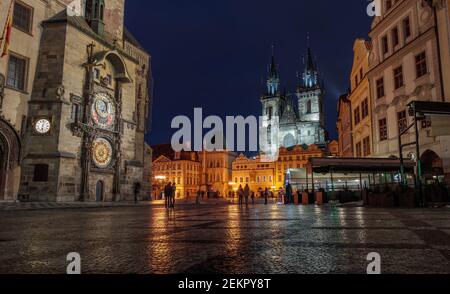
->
[196,189,201,205]
[171,183,176,208]
[164,182,171,208]
[264,188,269,205]
[238,185,244,206]
[133,182,141,204]
[251,191,255,205]
[286,182,293,204]
[244,184,250,206]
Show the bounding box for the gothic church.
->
[260,45,326,150]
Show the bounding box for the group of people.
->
[235,185,270,206]
[164,182,176,208]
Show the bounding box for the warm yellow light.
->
[155,175,167,180]
[228,182,236,185]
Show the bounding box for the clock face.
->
[92,138,113,168]
[34,119,51,134]
[91,93,116,129]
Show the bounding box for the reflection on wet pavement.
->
[0,205,450,274]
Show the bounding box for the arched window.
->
[306,100,312,114]
[267,125,272,145]
[100,4,104,21]
[94,3,99,18]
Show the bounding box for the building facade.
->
[337,94,354,157]
[0,0,49,201]
[151,144,237,199]
[231,154,276,193]
[0,0,152,202]
[368,0,450,182]
[260,46,326,152]
[349,39,373,158]
[152,147,201,200]
[231,142,336,193]
[201,150,237,197]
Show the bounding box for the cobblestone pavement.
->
[0,204,450,274]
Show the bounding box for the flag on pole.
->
[1,0,14,58]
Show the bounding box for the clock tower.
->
[18,1,151,202]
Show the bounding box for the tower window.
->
[267,125,272,145]
[33,164,49,182]
[94,3,99,18]
[306,100,312,114]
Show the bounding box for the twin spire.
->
[265,38,319,96]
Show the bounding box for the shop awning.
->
[309,157,416,174]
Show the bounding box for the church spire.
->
[301,36,319,89]
[266,44,280,95]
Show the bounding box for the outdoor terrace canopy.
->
[308,157,416,174]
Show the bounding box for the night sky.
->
[124,0,373,146]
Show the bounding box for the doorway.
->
[96,180,104,202]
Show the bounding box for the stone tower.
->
[295,46,326,145]
[18,0,151,202]
[259,42,326,152]
[260,46,286,151]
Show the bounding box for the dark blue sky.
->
[124,0,372,145]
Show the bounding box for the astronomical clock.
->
[89,92,118,170]
[92,138,113,168]
[91,93,116,130]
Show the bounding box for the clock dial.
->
[35,119,51,134]
[91,93,116,129]
[92,138,113,168]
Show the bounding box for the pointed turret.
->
[305,47,316,73]
[266,44,280,96]
[301,45,319,89]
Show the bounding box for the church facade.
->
[260,46,326,151]
[0,0,151,202]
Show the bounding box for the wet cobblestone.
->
[0,204,449,274]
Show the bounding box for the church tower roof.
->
[269,44,279,79]
[264,44,281,96]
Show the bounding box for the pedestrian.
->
[238,185,244,206]
[251,191,255,205]
[244,184,250,206]
[286,182,293,204]
[171,183,176,207]
[133,182,141,204]
[196,189,201,205]
[164,182,171,208]
[264,188,269,205]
